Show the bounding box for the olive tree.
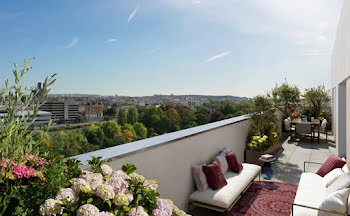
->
[303,85,330,118]
[271,82,301,118]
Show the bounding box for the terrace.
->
[1,1,349,215]
[74,114,337,216]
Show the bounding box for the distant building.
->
[39,101,80,123]
[187,100,201,108]
[0,110,52,127]
[85,105,104,121]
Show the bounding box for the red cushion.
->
[203,161,227,190]
[316,155,346,177]
[226,152,243,173]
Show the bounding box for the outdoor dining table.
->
[290,121,320,144]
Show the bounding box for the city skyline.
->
[0,0,344,97]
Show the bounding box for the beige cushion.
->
[323,168,344,187]
[192,165,208,191]
[342,164,349,173]
[318,188,350,216]
[189,163,261,209]
[293,173,326,216]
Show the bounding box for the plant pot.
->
[245,142,283,166]
[245,149,264,166]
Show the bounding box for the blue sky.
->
[0,0,344,97]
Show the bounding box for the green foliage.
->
[133,123,147,140]
[178,107,197,129]
[88,156,103,173]
[41,129,99,157]
[0,58,56,160]
[165,108,181,129]
[122,123,136,139]
[41,102,254,157]
[302,85,330,118]
[122,164,137,175]
[127,107,138,124]
[4,155,81,216]
[100,121,121,139]
[0,59,57,214]
[117,108,127,126]
[103,108,116,116]
[271,82,301,118]
[247,95,279,152]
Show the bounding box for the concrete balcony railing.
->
[74,115,251,210]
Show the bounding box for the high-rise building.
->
[39,101,80,123]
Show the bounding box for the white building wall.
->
[332,1,350,162]
[74,116,251,211]
[331,1,350,88]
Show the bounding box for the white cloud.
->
[64,36,79,48]
[128,4,140,23]
[303,48,332,56]
[161,0,343,56]
[105,38,117,43]
[192,0,201,5]
[148,47,161,54]
[206,51,231,62]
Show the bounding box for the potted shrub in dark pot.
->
[245,95,281,166]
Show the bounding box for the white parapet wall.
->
[74,115,251,211]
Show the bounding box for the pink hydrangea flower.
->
[55,188,78,203]
[110,170,130,180]
[126,193,134,203]
[152,209,171,216]
[156,198,172,215]
[127,206,149,216]
[35,156,49,166]
[76,204,100,216]
[106,177,129,195]
[12,164,29,179]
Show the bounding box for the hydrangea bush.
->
[40,157,186,216]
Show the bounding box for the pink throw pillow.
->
[203,161,227,190]
[192,165,209,191]
[215,155,229,174]
[316,155,346,177]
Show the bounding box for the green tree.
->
[249,95,278,136]
[103,108,116,116]
[194,107,211,125]
[303,85,330,118]
[210,110,225,122]
[117,129,134,143]
[122,123,136,139]
[178,107,197,129]
[133,122,148,140]
[117,108,127,125]
[139,106,163,129]
[100,120,121,139]
[82,125,105,147]
[0,58,56,160]
[127,107,138,124]
[165,108,181,129]
[271,82,301,118]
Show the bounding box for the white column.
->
[337,83,346,157]
[347,78,350,161]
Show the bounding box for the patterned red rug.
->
[219,181,298,216]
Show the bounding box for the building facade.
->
[85,105,104,121]
[39,101,80,123]
[331,0,350,159]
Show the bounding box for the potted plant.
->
[245,95,281,165]
[290,111,302,121]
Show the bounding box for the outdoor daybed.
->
[292,161,350,216]
[188,163,261,213]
